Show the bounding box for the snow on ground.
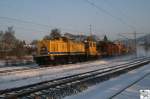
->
[113,74,150,99]
[0,66,31,72]
[65,63,150,99]
[0,64,38,72]
[0,54,134,71]
[0,60,119,90]
[0,55,136,90]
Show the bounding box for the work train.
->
[33,37,128,66]
[97,41,128,56]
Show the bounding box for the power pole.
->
[134,31,137,57]
[89,24,92,36]
[118,34,130,49]
[121,32,146,58]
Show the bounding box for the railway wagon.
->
[105,43,114,56]
[105,43,129,56]
[115,43,129,55]
[33,37,98,65]
[97,41,115,56]
[97,41,126,56]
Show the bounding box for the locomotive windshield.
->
[40,46,48,55]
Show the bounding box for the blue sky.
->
[0,0,150,41]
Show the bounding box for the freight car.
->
[97,41,129,56]
[33,37,98,65]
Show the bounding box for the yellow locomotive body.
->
[67,39,85,54]
[34,37,98,65]
[85,40,98,56]
[37,38,68,56]
[34,36,129,66]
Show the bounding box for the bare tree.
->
[2,26,16,45]
[43,28,61,40]
[0,27,29,58]
[50,28,61,39]
[0,31,4,51]
[43,35,51,40]
[0,31,3,38]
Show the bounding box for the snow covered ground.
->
[113,74,150,99]
[0,55,134,71]
[0,55,136,91]
[65,63,150,99]
[0,66,34,72]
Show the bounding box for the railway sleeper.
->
[2,59,150,99]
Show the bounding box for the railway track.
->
[0,56,146,76]
[0,57,150,99]
[0,57,147,86]
[110,72,150,99]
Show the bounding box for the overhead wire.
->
[0,1,137,35]
[84,0,136,31]
[103,0,135,23]
[0,16,83,33]
[0,16,51,28]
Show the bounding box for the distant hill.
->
[115,33,150,47]
[137,34,150,45]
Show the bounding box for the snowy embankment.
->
[65,63,150,99]
[0,60,111,90]
[114,74,150,99]
[0,56,135,91]
[0,64,38,73]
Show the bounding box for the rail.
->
[0,57,149,99]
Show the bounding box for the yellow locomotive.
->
[33,37,98,65]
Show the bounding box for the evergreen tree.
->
[103,35,108,42]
